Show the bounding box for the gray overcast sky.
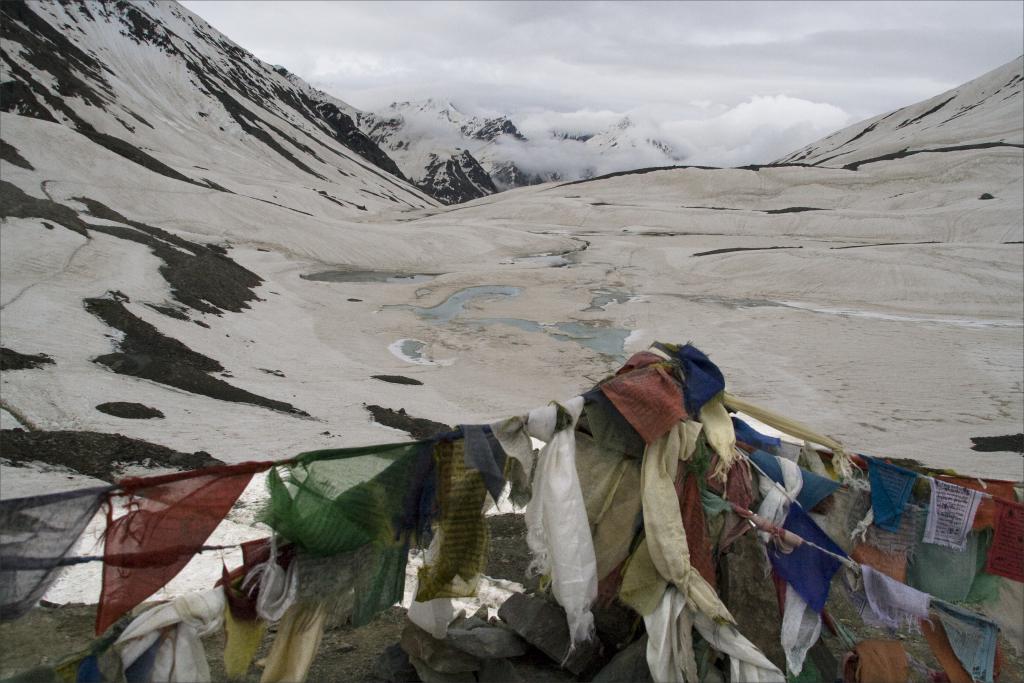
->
[180,1,1023,165]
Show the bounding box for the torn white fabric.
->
[755,454,803,544]
[692,610,786,683]
[243,535,297,623]
[861,564,930,630]
[644,586,698,683]
[116,589,225,683]
[923,478,984,551]
[851,508,874,544]
[800,441,832,479]
[490,414,534,475]
[524,397,597,647]
[408,597,455,640]
[408,533,456,639]
[780,584,821,676]
[641,422,733,624]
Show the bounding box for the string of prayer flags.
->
[867,459,918,532]
[985,498,1024,582]
[923,478,983,551]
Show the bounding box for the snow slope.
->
[777,57,1023,168]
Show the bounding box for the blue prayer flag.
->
[768,504,847,613]
[868,458,918,532]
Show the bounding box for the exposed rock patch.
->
[371,374,423,386]
[0,429,223,482]
[0,347,55,371]
[364,404,451,439]
[0,140,33,170]
[85,293,308,416]
[0,182,263,314]
[95,402,164,420]
[970,433,1024,453]
[692,245,802,257]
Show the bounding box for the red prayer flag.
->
[600,364,686,444]
[96,461,273,634]
[985,498,1024,583]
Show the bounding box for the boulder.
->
[497,592,602,675]
[407,655,476,683]
[401,623,480,674]
[592,635,652,683]
[446,619,527,659]
[374,642,421,683]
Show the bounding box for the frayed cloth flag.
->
[859,564,930,630]
[985,498,1024,582]
[867,459,918,533]
[934,601,999,683]
[924,478,983,551]
[1,485,111,621]
[768,505,846,613]
[749,449,841,512]
[600,364,686,444]
[733,417,782,453]
[524,397,598,647]
[98,462,271,635]
[460,424,507,502]
[675,343,726,416]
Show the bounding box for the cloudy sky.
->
[181,1,1023,166]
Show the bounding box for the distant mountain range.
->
[353,100,686,204]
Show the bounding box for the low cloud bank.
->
[496,95,852,180]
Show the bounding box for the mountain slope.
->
[0,0,432,212]
[777,56,1023,168]
[0,0,576,464]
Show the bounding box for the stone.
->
[593,600,638,651]
[497,592,602,675]
[401,623,480,674]
[407,655,476,683]
[477,658,523,683]
[446,621,527,659]
[592,635,652,683]
[718,531,786,671]
[374,643,421,683]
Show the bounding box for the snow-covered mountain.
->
[355,100,685,202]
[776,58,1023,168]
[0,0,432,213]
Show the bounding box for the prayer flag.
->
[923,478,983,551]
[867,459,917,532]
[985,498,1024,583]
[97,462,270,634]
